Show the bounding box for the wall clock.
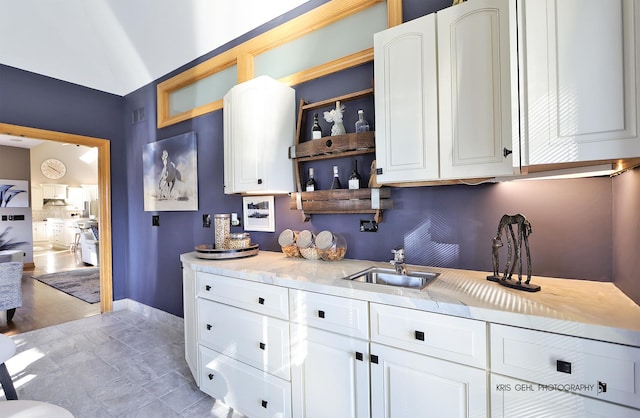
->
[40,158,67,179]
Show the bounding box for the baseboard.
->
[112,298,183,329]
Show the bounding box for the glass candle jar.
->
[315,231,347,261]
[228,232,251,249]
[214,214,230,249]
[297,230,320,260]
[278,229,301,257]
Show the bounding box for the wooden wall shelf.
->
[290,88,392,222]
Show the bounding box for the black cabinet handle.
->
[415,330,425,341]
[557,360,572,374]
[259,342,266,350]
[370,354,379,364]
[205,285,211,291]
[208,373,214,380]
[503,147,513,157]
[206,324,212,331]
[318,310,325,318]
[257,179,263,185]
[258,297,265,305]
[356,352,363,361]
[261,400,268,408]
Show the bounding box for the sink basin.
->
[343,267,439,290]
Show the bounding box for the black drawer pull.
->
[356,352,363,361]
[205,285,211,291]
[557,360,572,374]
[259,342,266,350]
[318,310,325,318]
[415,330,425,341]
[370,354,379,364]
[258,297,265,305]
[208,373,214,380]
[261,400,268,408]
[206,324,212,331]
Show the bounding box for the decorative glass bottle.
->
[348,160,361,190]
[355,109,370,132]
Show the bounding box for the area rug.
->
[33,268,100,304]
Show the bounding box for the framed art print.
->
[242,195,275,232]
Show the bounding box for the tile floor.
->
[2,309,246,417]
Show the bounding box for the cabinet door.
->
[438,0,518,179]
[182,264,198,384]
[223,76,295,194]
[491,374,640,418]
[31,186,43,210]
[290,324,370,418]
[370,343,487,418]
[374,13,439,183]
[523,0,640,165]
[224,80,267,193]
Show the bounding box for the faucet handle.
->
[391,248,405,263]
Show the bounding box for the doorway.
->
[0,123,113,314]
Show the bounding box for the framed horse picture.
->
[143,132,198,211]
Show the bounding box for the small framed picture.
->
[242,195,275,232]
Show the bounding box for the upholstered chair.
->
[0,262,23,322]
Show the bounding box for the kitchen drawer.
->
[491,374,640,418]
[490,323,640,409]
[370,303,487,368]
[197,271,289,320]
[289,289,369,339]
[198,299,290,380]
[200,345,292,418]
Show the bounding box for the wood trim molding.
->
[0,123,113,313]
[157,0,396,128]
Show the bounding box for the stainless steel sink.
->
[343,267,439,290]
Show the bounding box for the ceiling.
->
[0,0,310,97]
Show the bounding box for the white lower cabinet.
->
[491,374,640,418]
[490,323,640,411]
[191,271,292,418]
[290,324,370,418]
[200,345,291,418]
[371,343,487,418]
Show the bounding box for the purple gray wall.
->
[613,167,640,304]
[1,0,638,316]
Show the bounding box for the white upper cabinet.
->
[374,0,518,184]
[521,0,640,166]
[438,0,518,179]
[374,13,439,183]
[223,75,295,194]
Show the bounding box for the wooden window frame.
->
[157,0,403,128]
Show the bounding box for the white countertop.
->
[181,251,640,347]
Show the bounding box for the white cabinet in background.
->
[32,221,47,242]
[41,184,67,199]
[522,0,640,166]
[66,187,85,210]
[31,186,43,210]
[437,0,518,179]
[223,75,295,194]
[374,0,518,184]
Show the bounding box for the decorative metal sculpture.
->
[487,214,541,292]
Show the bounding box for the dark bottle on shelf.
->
[306,167,318,192]
[312,113,322,140]
[348,160,361,190]
[330,165,342,190]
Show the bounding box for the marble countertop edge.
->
[181,251,640,348]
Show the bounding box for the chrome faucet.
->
[390,248,407,275]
